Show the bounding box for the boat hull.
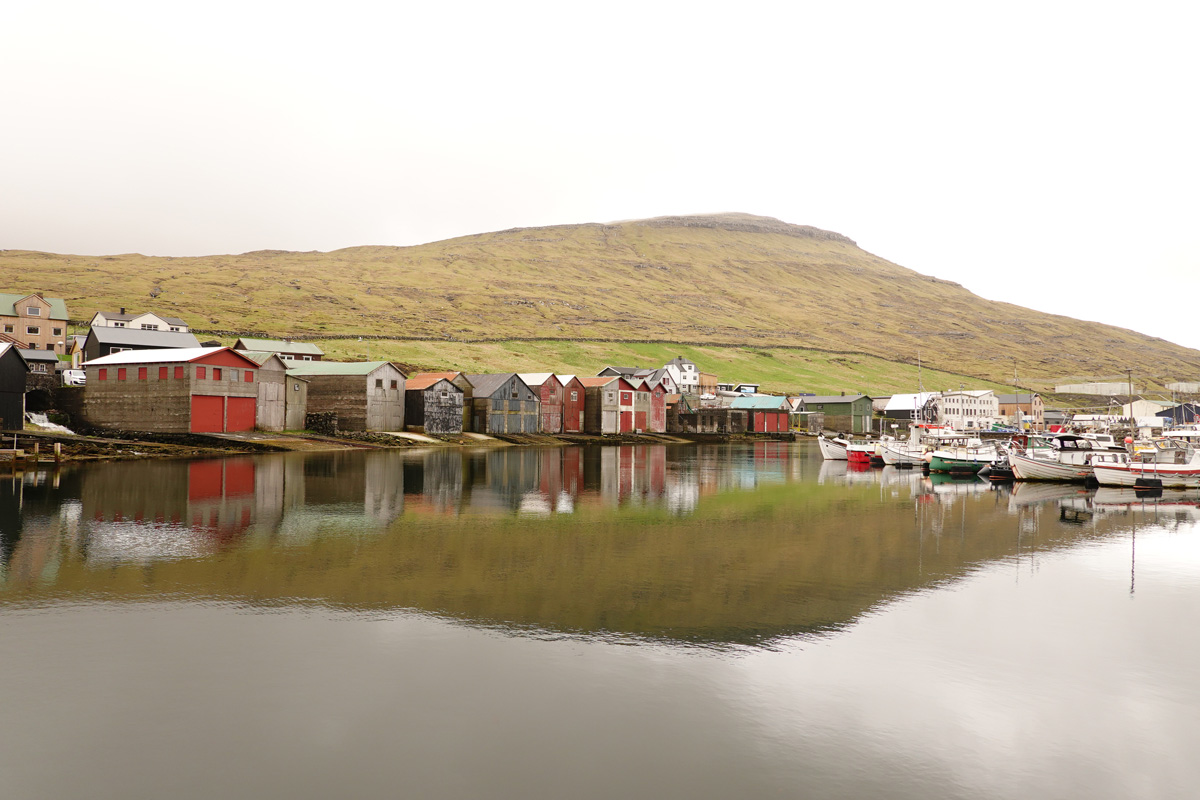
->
[1009,452,1093,482]
[880,443,926,467]
[928,455,987,474]
[1092,463,1200,489]
[817,436,848,461]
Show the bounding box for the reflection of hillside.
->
[6,457,1146,646]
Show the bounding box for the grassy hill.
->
[5,213,1198,391]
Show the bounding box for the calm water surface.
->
[2,442,1198,799]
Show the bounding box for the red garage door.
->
[226,397,256,432]
[191,395,225,432]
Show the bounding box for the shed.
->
[519,373,564,433]
[82,326,202,362]
[238,351,306,432]
[404,375,464,434]
[17,347,60,392]
[579,376,637,434]
[557,375,585,433]
[464,374,539,434]
[83,347,265,433]
[665,393,694,433]
[0,343,29,430]
[676,408,748,434]
[286,361,406,432]
[408,372,474,431]
[795,394,873,434]
[730,395,791,433]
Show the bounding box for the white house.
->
[89,309,189,333]
[938,389,999,430]
[663,356,700,394]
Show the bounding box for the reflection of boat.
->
[817,435,849,461]
[817,460,848,484]
[1007,481,1091,507]
[925,473,992,495]
[1092,438,1200,488]
[1092,487,1200,519]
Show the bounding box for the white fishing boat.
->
[879,424,963,467]
[1092,438,1200,488]
[1008,433,1111,482]
[817,435,850,460]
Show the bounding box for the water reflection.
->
[0,442,1192,647]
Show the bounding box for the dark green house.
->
[795,394,873,434]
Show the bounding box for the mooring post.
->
[54,442,62,463]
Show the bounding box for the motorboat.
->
[1092,438,1200,488]
[1008,433,1113,482]
[927,438,998,474]
[817,435,850,461]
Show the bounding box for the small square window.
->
[244,371,254,383]
[196,367,206,379]
[212,368,222,380]
[2,325,11,333]
[26,326,40,336]
[26,307,41,316]
[390,380,398,390]
[174,366,184,379]
[375,378,383,389]
[52,328,63,336]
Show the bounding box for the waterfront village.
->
[3,291,1199,451]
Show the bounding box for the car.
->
[61,369,86,386]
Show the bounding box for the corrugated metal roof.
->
[518,372,559,388]
[465,373,525,398]
[406,373,462,390]
[17,348,59,363]
[84,347,254,366]
[87,327,201,348]
[234,337,324,355]
[730,396,791,410]
[286,360,399,377]
[799,394,870,404]
[578,376,622,388]
[0,293,69,320]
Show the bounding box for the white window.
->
[141,324,158,330]
[280,354,294,361]
[26,307,41,316]
[169,326,180,332]
[26,326,39,335]
[110,347,131,353]
[113,322,125,327]
[302,355,313,361]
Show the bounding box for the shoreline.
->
[6,428,803,464]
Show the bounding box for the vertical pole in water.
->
[54,442,62,463]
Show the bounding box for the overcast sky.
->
[4,2,1198,351]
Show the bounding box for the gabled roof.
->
[798,394,870,404]
[730,395,791,410]
[234,337,324,356]
[578,376,626,388]
[86,327,201,348]
[556,374,581,386]
[84,346,259,367]
[0,293,69,320]
[0,343,29,367]
[884,392,938,412]
[518,372,561,388]
[286,360,402,377]
[93,310,188,326]
[996,393,1040,404]
[17,348,59,363]
[465,373,533,398]
[406,373,463,391]
[237,351,289,370]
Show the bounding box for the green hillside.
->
[5,213,1198,388]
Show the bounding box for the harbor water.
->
[2,441,1198,799]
